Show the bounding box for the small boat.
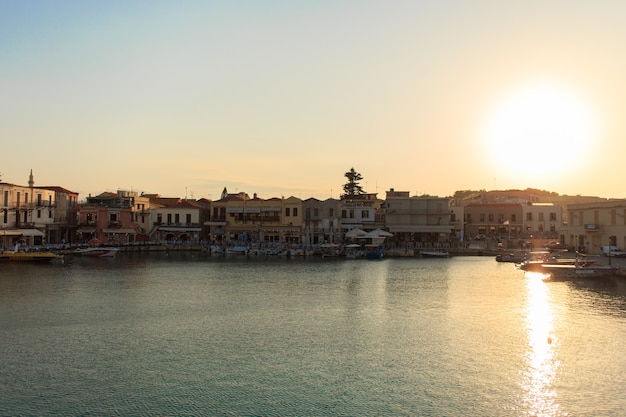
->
[344,244,364,259]
[539,260,618,280]
[320,243,342,258]
[495,252,528,263]
[420,250,450,258]
[0,250,63,263]
[365,244,384,260]
[73,246,119,257]
[225,246,249,255]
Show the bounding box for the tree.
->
[341,167,365,199]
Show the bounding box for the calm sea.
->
[1,253,626,416]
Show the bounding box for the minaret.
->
[28,169,34,188]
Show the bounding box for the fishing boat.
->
[0,250,62,263]
[73,246,119,257]
[365,244,384,260]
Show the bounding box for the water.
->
[2,253,626,416]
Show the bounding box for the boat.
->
[0,250,63,263]
[539,260,619,280]
[344,244,364,259]
[364,244,384,260]
[225,246,249,255]
[420,250,450,258]
[73,246,119,257]
[495,252,528,263]
[320,243,342,258]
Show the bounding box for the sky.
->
[2,0,626,201]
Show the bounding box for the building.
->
[149,198,209,243]
[302,198,342,245]
[0,170,67,247]
[206,188,302,245]
[384,189,451,246]
[561,199,626,255]
[77,191,140,244]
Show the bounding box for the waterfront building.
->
[148,198,209,243]
[561,199,626,255]
[463,203,523,241]
[206,188,302,245]
[302,198,342,245]
[384,189,451,246]
[36,185,79,244]
[521,202,561,239]
[77,190,140,244]
[0,170,72,247]
[339,192,383,237]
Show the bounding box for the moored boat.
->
[539,261,619,280]
[420,250,450,258]
[365,244,384,260]
[0,250,63,263]
[73,246,119,257]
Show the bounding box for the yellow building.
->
[207,189,302,245]
[562,199,626,255]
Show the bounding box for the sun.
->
[482,82,597,180]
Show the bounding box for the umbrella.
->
[345,228,368,238]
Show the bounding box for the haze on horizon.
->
[2,1,626,200]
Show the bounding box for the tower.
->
[28,169,34,188]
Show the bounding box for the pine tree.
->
[341,167,365,199]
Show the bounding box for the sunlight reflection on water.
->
[523,272,561,416]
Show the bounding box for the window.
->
[285,207,291,216]
[293,208,298,216]
[3,210,7,223]
[341,209,347,218]
[157,213,163,224]
[488,213,494,222]
[167,213,172,224]
[350,210,354,218]
[3,191,8,207]
[110,213,118,222]
[511,214,517,222]
[526,213,533,221]
[186,214,192,224]
[37,194,42,206]
[362,210,369,218]
[329,208,334,217]
[313,208,318,217]
[549,212,557,221]
[175,213,180,224]
[479,213,485,222]
[37,209,42,219]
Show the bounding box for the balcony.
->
[584,223,601,231]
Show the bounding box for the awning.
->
[0,228,45,237]
[102,229,137,234]
[157,226,202,232]
[387,225,452,234]
[77,227,96,234]
[0,230,21,236]
[19,229,45,237]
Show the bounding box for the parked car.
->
[473,234,487,241]
[544,241,565,251]
[601,246,626,257]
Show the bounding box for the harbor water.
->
[2,253,626,416]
